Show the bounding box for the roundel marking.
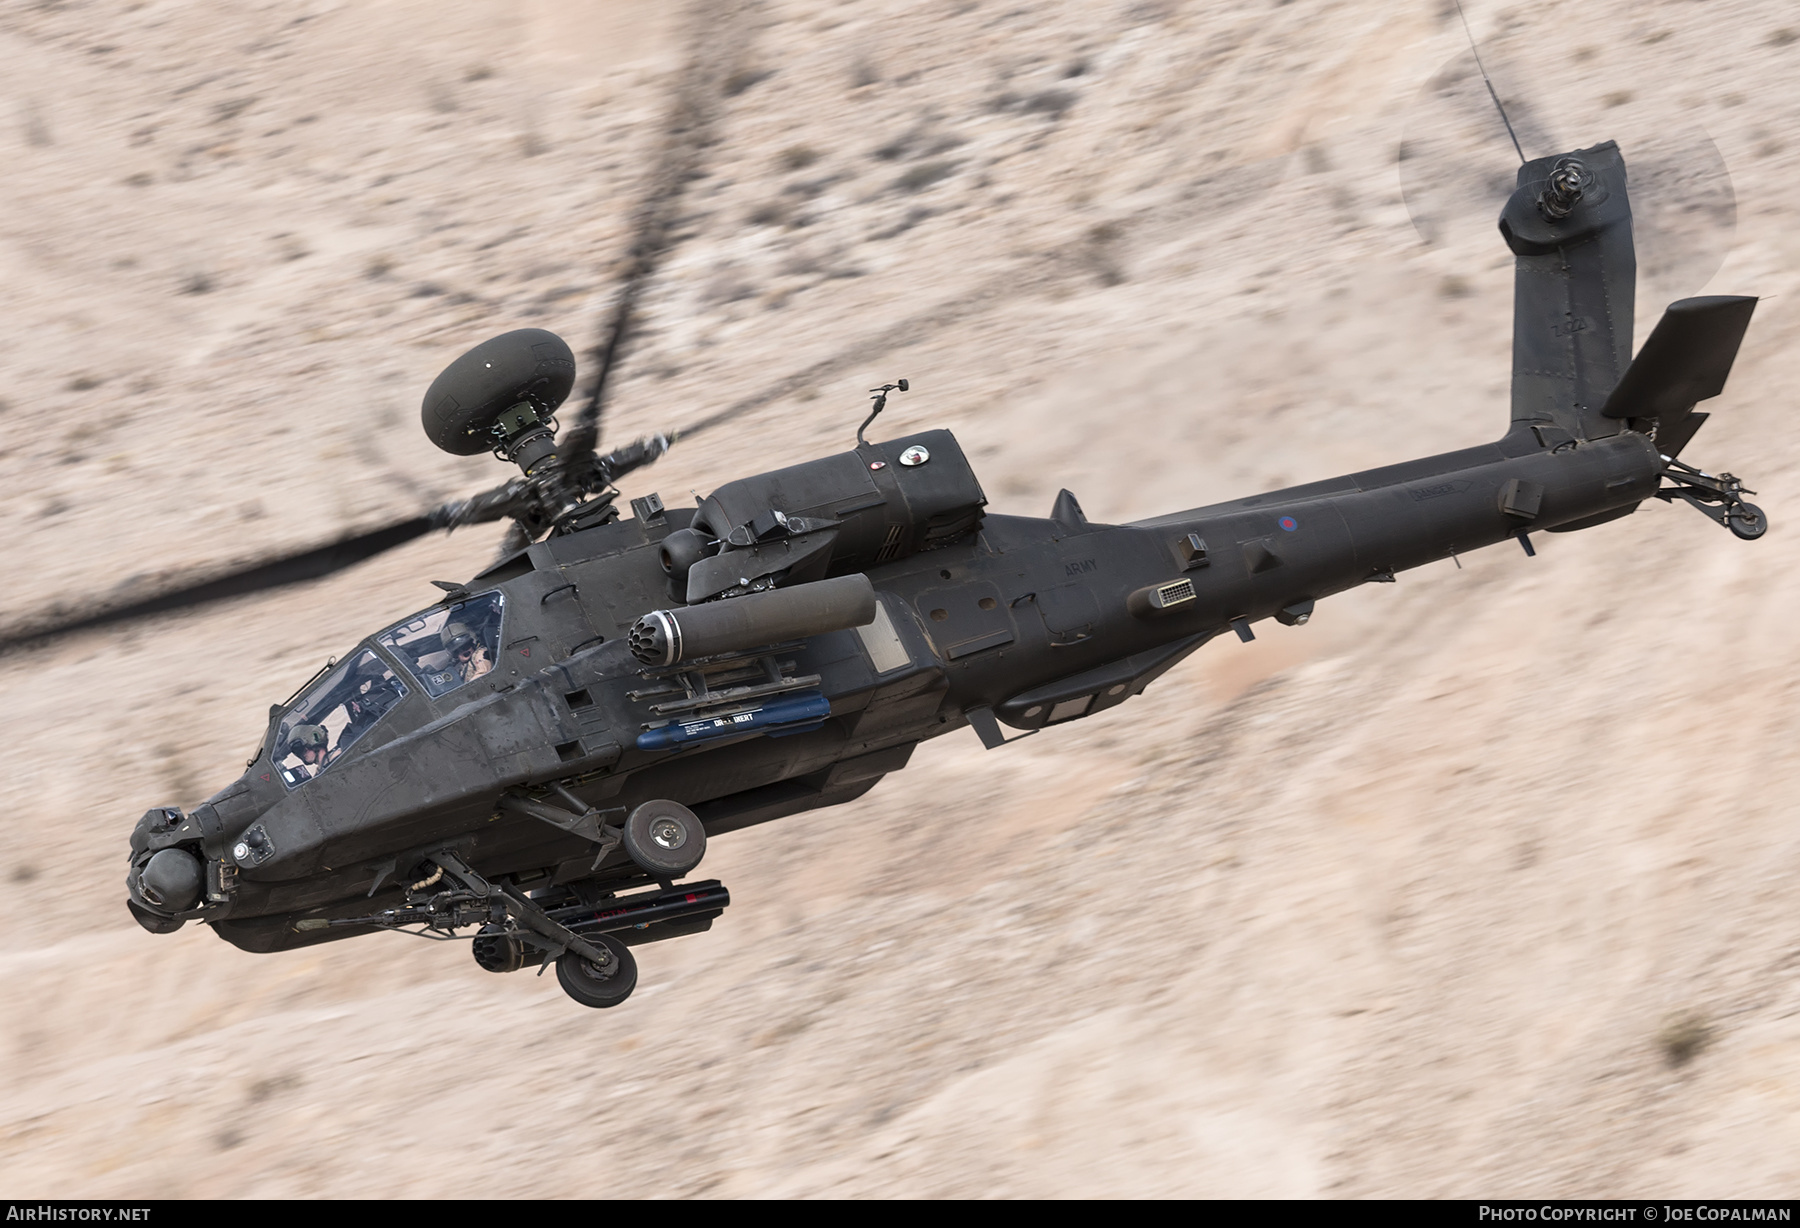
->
[1278,515,1298,532]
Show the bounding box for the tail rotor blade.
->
[1399,40,1738,306]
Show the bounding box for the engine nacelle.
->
[680,430,986,602]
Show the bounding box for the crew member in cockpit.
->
[285,724,332,779]
[341,685,392,746]
[443,620,493,684]
[340,658,398,745]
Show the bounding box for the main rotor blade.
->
[560,233,658,466]
[0,433,708,654]
[0,515,436,652]
[560,4,752,467]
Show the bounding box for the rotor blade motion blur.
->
[2,7,756,653]
[559,3,754,468]
[0,516,434,652]
[1399,40,1737,309]
[3,427,685,652]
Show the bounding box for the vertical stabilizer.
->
[1500,141,1635,440]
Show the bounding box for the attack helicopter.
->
[101,127,1767,1007]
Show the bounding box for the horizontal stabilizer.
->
[1601,295,1757,422]
[1652,410,1709,460]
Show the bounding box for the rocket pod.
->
[628,574,878,666]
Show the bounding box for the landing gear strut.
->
[307,849,730,1009]
[1656,456,1767,540]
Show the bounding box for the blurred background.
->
[2,0,1798,1197]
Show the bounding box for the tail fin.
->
[1599,294,1757,457]
[1500,141,1635,441]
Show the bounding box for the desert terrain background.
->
[2,0,1798,1197]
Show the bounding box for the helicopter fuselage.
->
[115,136,1768,1009]
[126,419,1662,956]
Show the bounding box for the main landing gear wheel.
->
[556,934,638,1008]
[1727,502,1767,540]
[622,799,707,877]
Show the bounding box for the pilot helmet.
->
[287,723,329,755]
[442,621,478,658]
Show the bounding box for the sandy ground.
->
[2,0,1799,1198]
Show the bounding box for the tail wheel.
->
[555,934,638,1008]
[1728,502,1767,540]
[622,799,707,877]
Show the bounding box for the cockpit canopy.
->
[273,650,408,789]
[375,591,504,699]
[269,592,504,789]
